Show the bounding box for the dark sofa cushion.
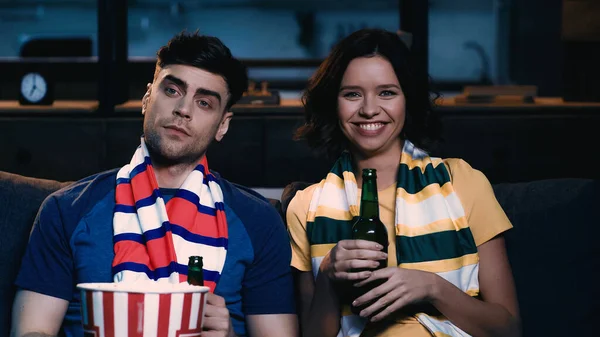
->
[493,178,600,337]
[0,171,71,336]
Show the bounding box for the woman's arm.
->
[354,235,520,337]
[295,270,341,337]
[429,235,520,337]
[286,189,386,337]
[295,240,386,337]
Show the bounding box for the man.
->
[11,31,298,337]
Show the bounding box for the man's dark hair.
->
[295,28,442,158]
[155,31,248,110]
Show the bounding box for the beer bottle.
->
[187,256,204,286]
[350,168,388,314]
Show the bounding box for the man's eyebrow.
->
[162,74,222,104]
[163,75,188,91]
[195,88,221,103]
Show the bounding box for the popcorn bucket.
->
[77,282,209,337]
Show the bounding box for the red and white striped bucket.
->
[77,282,209,337]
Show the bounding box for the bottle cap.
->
[188,256,203,265]
[362,168,377,177]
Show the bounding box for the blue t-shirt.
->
[15,169,295,337]
[159,187,178,204]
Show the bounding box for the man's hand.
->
[202,293,236,337]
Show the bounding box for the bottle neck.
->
[359,175,379,219]
[189,264,203,271]
[188,257,203,271]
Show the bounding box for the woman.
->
[286,28,520,337]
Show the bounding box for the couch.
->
[1,171,598,337]
[0,172,71,337]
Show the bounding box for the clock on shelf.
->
[19,71,54,106]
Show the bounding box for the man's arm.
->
[246,314,298,337]
[203,296,298,337]
[12,192,77,337]
[10,290,68,337]
[235,195,299,336]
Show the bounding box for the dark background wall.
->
[1,104,598,187]
[1,0,600,187]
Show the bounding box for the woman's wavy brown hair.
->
[295,28,442,159]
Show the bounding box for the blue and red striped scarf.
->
[112,138,228,292]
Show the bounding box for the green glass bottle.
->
[187,256,204,286]
[350,168,388,315]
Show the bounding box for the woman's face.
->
[337,55,406,158]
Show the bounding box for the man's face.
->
[142,64,232,165]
